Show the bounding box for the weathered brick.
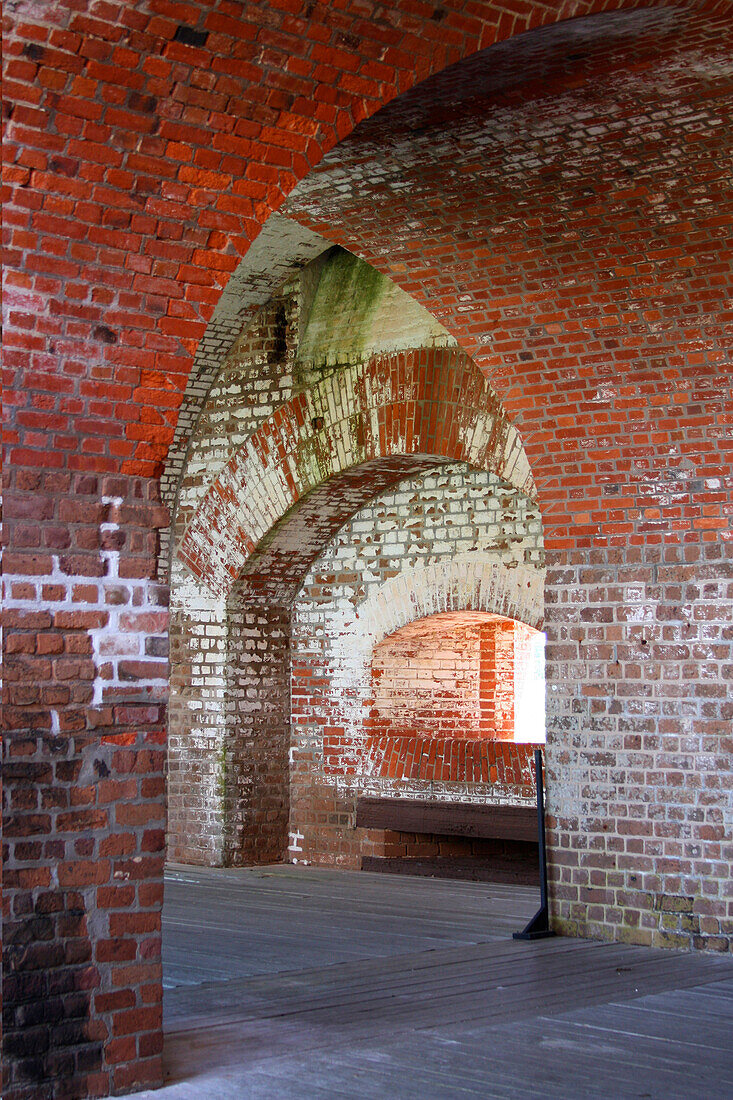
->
[4,4,733,1097]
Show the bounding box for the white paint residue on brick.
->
[4,536,169,713]
[87,497,168,706]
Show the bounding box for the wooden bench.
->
[355,796,537,843]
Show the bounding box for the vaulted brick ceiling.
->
[281,7,733,548]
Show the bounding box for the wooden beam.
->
[355,797,537,843]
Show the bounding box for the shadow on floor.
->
[129,865,733,1099]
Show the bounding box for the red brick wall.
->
[4,2,733,1095]
[369,617,488,743]
[3,472,167,1097]
[484,620,515,741]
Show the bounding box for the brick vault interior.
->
[167,246,547,870]
[4,3,732,1096]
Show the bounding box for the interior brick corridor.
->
[3,2,732,1096]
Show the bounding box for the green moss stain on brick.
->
[296,248,451,384]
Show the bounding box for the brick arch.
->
[156,2,730,499]
[347,557,544,652]
[286,458,546,861]
[178,345,534,598]
[123,2,730,454]
[296,557,544,784]
[363,611,542,790]
[5,0,705,480]
[278,3,733,555]
[4,3,733,1096]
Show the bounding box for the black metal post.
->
[513,748,554,940]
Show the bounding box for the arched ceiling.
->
[281,6,731,380]
[164,5,731,556]
[276,6,732,543]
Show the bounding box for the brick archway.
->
[289,559,545,863]
[349,556,544,647]
[297,553,545,775]
[362,611,542,788]
[178,345,534,598]
[168,335,539,868]
[4,3,733,1096]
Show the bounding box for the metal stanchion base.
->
[513,748,555,941]
[513,904,555,940]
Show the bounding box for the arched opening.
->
[166,238,541,868]
[352,611,547,883]
[365,611,546,776]
[286,456,544,868]
[5,0,733,1093]
[158,5,732,1094]
[160,22,733,1076]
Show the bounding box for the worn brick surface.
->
[168,252,543,867]
[4,2,733,1096]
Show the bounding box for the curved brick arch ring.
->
[154,2,728,490]
[291,555,545,791]
[319,555,544,713]
[160,215,330,517]
[179,346,535,599]
[346,556,545,656]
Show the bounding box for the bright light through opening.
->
[514,630,546,744]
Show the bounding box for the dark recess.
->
[173,25,209,47]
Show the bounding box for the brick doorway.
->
[290,607,545,882]
[165,263,546,872]
[365,611,546,779]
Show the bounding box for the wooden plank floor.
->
[162,862,538,987]
[131,865,733,1099]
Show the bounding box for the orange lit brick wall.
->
[482,620,514,742]
[369,618,488,742]
[360,614,545,753]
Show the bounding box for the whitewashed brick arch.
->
[293,554,546,794]
[349,556,544,654]
[324,555,544,702]
[160,214,328,515]
[178,346,534,598]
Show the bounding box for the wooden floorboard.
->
[165,938,729,1035]
[127,865,733,1099]
[163,863,538,988]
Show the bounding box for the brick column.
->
[3,472,168,1097]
